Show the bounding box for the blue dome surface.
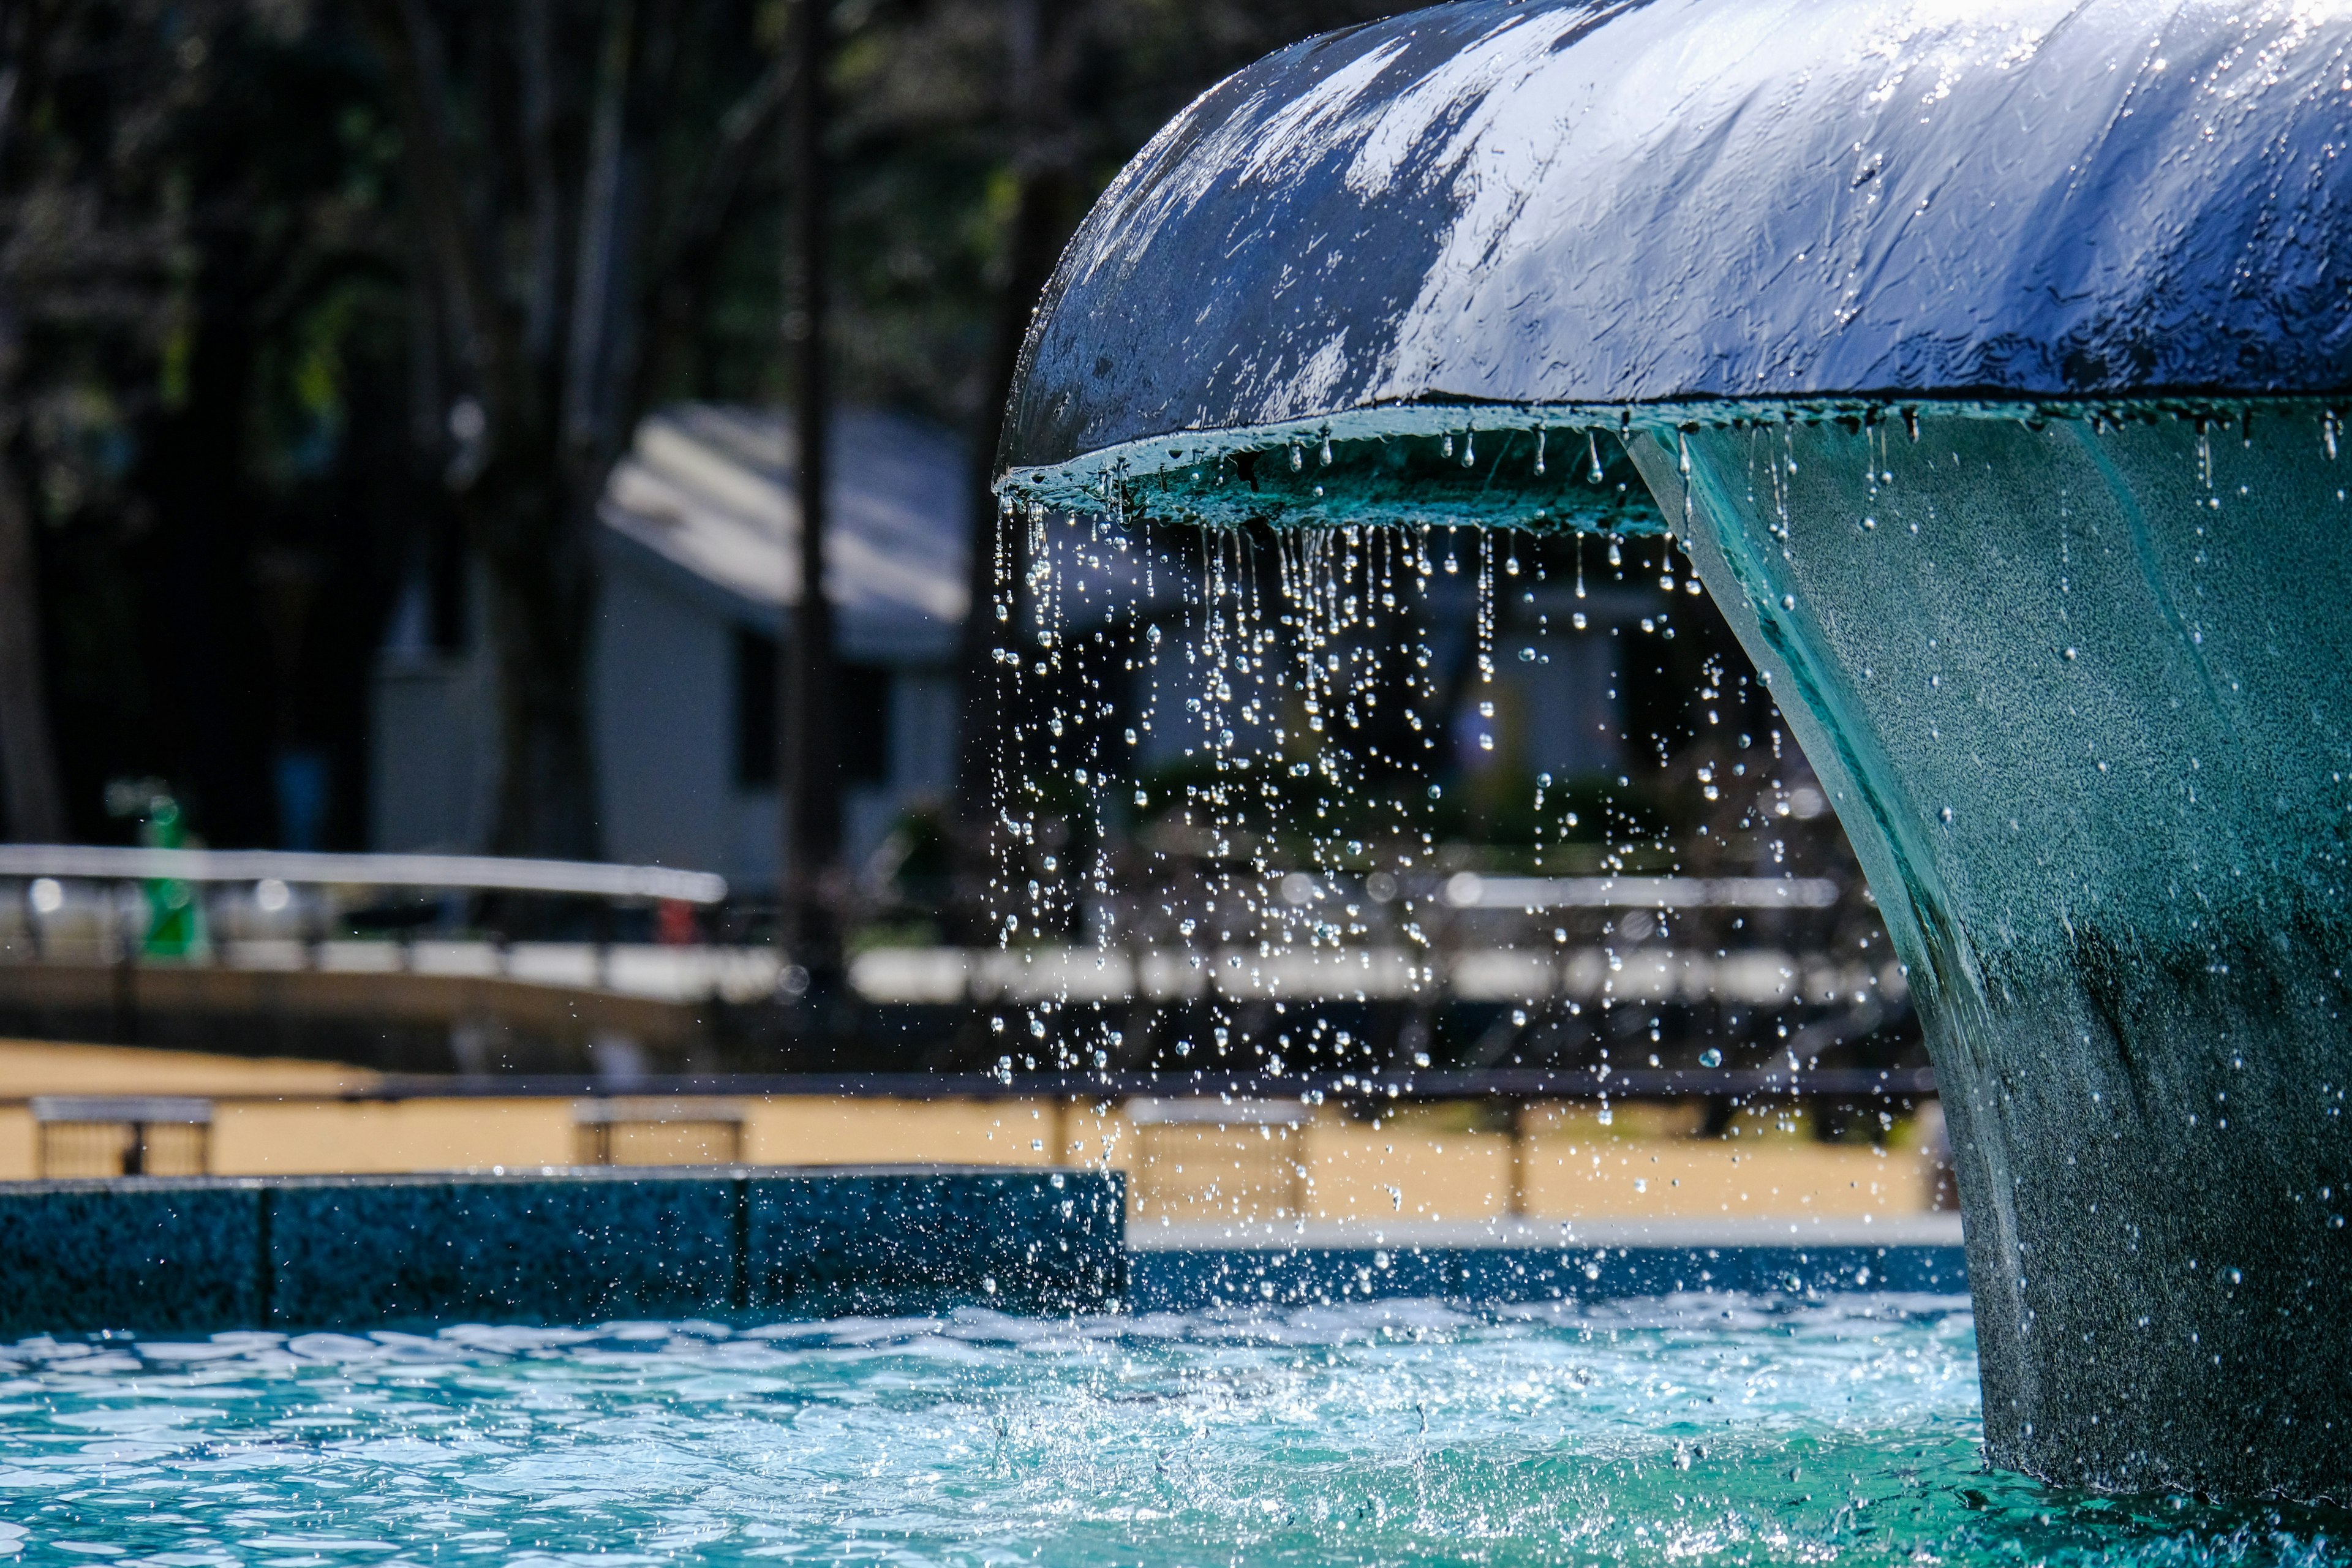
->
[1005,0,2352,480]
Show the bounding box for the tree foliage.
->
[0,0,1418,853]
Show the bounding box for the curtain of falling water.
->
[983,445,1887,1116]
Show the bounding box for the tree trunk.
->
[477,469,600,862]
[0,312,68,842]
[780,0,840,971]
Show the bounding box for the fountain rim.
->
[996,392,2347,521]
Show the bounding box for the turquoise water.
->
[0,1295,2342,1566]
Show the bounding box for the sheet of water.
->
[0,1295,2340,1566]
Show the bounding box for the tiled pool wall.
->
[1128,1240,1967,1313]
[0,1167,1972,1335]
[0,1167,1125,1334]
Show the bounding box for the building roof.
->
[600,404,970,661]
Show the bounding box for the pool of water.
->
[0,1294,2342,1566]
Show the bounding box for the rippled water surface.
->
[0,1294,2343,1566]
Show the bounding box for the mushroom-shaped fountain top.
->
[1002,0,2352,524]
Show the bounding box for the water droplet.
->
[1700,1047,1723,1068]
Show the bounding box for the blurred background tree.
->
[0,0,1422,856]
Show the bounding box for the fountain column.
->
[1630,409,2352,1496]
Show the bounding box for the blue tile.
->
[750,1168,1122,1316]
[1129,1246,1449,1311]
[1129,1243,1970,1311]
[266,1172,739,1329]
[0,1180,260,1335]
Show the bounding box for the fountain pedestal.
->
[1630,409,2352,1496]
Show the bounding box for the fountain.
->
[998,0,2352,1498]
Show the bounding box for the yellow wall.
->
[1517,1134,1933,1220]
[211,1099,573,1175]
[1128,1121,1307,1222]
[0,1038,374,1096]
[0,1038,1943,1221]
[1056,1104,1135,1169]
[1302,1123,1515,1222]
[742,1097,1060,1167]
[0,1106,34,1180]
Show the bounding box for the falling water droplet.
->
[1586,430,1605,484]
[1461,431,1476,469]
[2328,410,2342,461]
[1442,433,1454,459]
[1902,407,1921,442]
[1534,428,1547,477]
[1289,444,1304,472]
[1677,429,1691,477]
[1319,433,1333,467]
[1607,540,1622,568]
[1700,1047,1723,1068]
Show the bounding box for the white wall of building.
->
[590,564,737,878]
[369,577,498,854]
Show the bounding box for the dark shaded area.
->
[2,0,1433,856]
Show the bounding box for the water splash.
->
[986,417,1883,1121]
[10,1299,2352,1564]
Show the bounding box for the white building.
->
[371,405,971,891]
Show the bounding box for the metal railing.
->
[0,846,725,903]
